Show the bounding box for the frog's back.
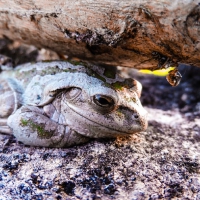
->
[12,61,87,82]
[0,61,88,134]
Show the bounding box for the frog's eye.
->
[65,87,82,100]
[93,94,115,112]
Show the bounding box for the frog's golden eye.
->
[93,94,115,109]
[65,87,82,100]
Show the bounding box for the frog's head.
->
[60,79,148,138]
[24,67,148,138]
[52,73,147,138]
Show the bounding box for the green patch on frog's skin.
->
[92,72,106,82]
[111,81,124,90]
[116,110,124,118]
[102,80,134,91]
[20,118,53,139]
[111,78,136,91]
[86,68,107,83]
[124,96,137,103]
[103,68,116,79]
[21,118,29,126]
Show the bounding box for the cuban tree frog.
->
[0,60,147,147]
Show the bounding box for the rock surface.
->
[0,40,200,199]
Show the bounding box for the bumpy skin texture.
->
[0,61,147,147]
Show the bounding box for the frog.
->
[0,58,148,147]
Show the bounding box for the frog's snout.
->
[137,108,148,131]
[128,105,148,132]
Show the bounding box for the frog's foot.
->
[0,118,12,134]
[7,106,89,147]
[0,54,13,71]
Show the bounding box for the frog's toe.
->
[0,118,12,134]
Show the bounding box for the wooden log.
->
[0,0,199,69]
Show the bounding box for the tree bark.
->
[0,0,199,69]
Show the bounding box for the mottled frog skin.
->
[0,61,147,147]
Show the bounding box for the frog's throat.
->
[66,103,141,135]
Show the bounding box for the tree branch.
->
[0,0,199,68]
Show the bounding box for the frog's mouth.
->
[66,103,144,136]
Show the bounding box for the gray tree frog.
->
[0,59,147,147]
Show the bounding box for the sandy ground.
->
[0,38,199,200]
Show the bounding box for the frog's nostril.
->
[133,114,139,119]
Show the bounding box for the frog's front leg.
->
[7,106,89,147]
